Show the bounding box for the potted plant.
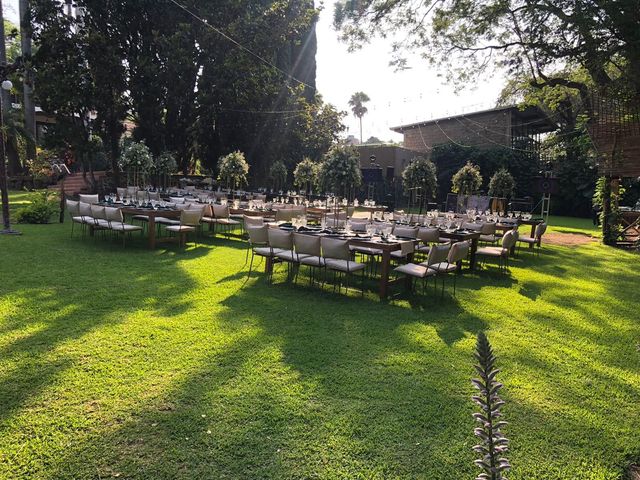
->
[293,157,317,195]
[217,150,249,193]
[119,140,153,187]
[316,145,362,200]
[451,161,483,196]
[401,156,438,210]
[269,160,288,192]
[153,151,178,190]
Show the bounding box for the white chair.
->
[476,229,518,272]
[517,222,547,255]
[293,233,324,286]
[211,204,241,237]
[390,226,418,261]
[116,187,126,201]
[393,242,450,295]
[321,237,366,294]
[165,208,203,247]
[105,207,143,246]
[78,193,99,204]
[416,227,440,256]
[246,225,276,279]
[65,199,83,237]
[425,241,470,297]
[479,222,500,244]
[267,229,298,281]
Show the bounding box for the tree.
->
[217,150,249,191]
[293,156,317,194]
[316,144,362,197]
[452,162,483,195]
[488,169,515,199]
[268,160,288,191]
[348,91,370,143]
[401,156,438,209]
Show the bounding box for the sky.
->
[2,0,507,143]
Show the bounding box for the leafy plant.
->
[119,140,153,186]
[316,145,362,197]
[472,332,510,480]
[488,169,515,199]
[593,176,626,245]
[401,156,438,206]
[218,151,249,190]
[269,161,288,191]
[452,161,483,195]
[15,191,59,224]
[293,157,318,193]
[154,151,178,175]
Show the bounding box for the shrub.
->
[15,191,59,224]
[452,161,483,195]
[218,151,249,189]
[488,169,516,198]
[269,160,288,191]
[402,156,438,204]
[293,157,318,193]
[472,332,510,480]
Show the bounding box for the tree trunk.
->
[19,0,37,165]
[0,0,14,231]
[6,138,22,175]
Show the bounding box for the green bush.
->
[15,191,59,224]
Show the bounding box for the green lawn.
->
[0,193,638,479]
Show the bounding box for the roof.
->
[390,105,557,134]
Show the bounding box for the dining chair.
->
[476,229,518,272]
[105,206,143,246]
[321,237,366,295]
[416,227,440,258]
[479,222,499,244]
[428,241,470,297]
[65,199,83,238]
[116,187,126,201]
[267,228,297,281]
[390,226,418,261]
[293,233,324,286]
[246,225,275,280]
[393,242,450,295]
[78,193,99,204]
[165,208,203,247]
[517,222,547,255]
[211,204,241,237]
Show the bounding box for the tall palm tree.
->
[348,92,370,143]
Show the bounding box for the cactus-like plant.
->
[472,332,510,480]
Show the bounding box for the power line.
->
[167,0,316,93]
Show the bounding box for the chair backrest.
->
[200,204,213,218]
[78,193,99,204]
[254,194,267,202]
[66,199,80,216]
[294,233,321,257]
[169,196,185,204]
[393,226,418,239]
[244,215,264,228]
[535,222,547,240]
[268,228,293,250]
[321,237,350,260]
[425,243,451,266]
[90,204,106,220]
[275,208,292,222]
[148,191,161,200]
[105,206,123,223]
[481,222,497,235]
[346,206,355,217]
[247,225,268,245]
[448,241,470,264]
[501,230,518,251]
[417,227,439,243]
[126,186,138,196]
[185,185,196,192]
[213,204,230,219]
[180,208,202,226]
[116,187,126,199]
[136,190,148,201]
[348,220,368,232]
[463,222,482,232]
[79,202,92,218]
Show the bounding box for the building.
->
[356,144,424,180]
[390,105,556,154]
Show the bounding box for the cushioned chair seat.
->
[73,216,90,224]
[166,225,196,233]
[300,256,325,267]
[94,219,110,228]
[350,245,383,255]
[325,258,366,272]
[417,245,431,253]
[110,222,143,232]
[427,262,457,273]
[201,216,216,224]
[390,250,410,259]
[479,234,499,243]
[155,217,181,226]
[132,214,149,221]
[254,247,283,257]
[217,218,241,225]
[276,250,310,262]
[519,236,537,244]
[476,246,507,257]
[394,263,436,278]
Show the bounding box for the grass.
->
[0,192,638,479]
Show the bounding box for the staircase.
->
[48,171,108,196]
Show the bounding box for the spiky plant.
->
[472,332,510,480]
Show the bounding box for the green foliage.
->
[401,156,438,202]
[153,152,178,175]
[14,191,58,224]
[452,162,483,195]
[348,92,370,119]
[218,151,249,189]
[293,157,318,192]
[593,177,626,245]
[316,145,362,196]
[269,161,288,191]
[119,141,153,172]
[488,169,515,199]
[472,332,510,480]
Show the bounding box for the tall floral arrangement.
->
[488,169,515,199]
[452,161,483,195]
[293,157,318,194]
[218,150,249,190]
[316,145,362,198]
[154,151,178,189]
[118,140,153,187]
[402,156,438,208]
[269,160,288,191]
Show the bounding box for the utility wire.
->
[167,0,316,93]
